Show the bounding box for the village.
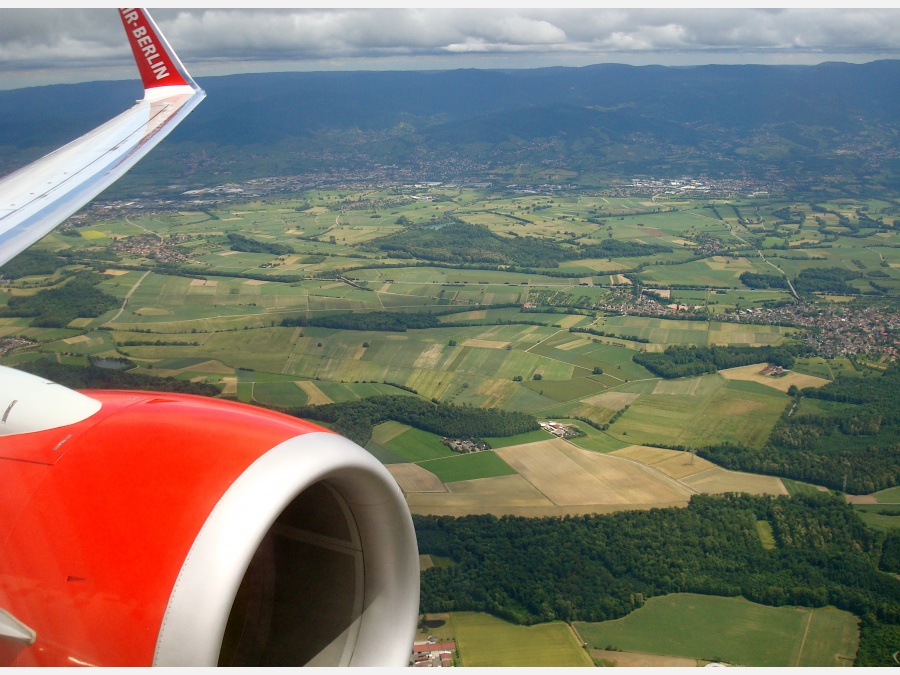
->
[599,286,900,360]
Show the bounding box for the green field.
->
[417,451,517,483]
[450,612,593,667]
[605,375,789,448]
[382,426,457,462]
[851,503,900,532]
[574,593,859,667]
[781,477,828,497]
[874,486,900,503]
[755,520,776,549]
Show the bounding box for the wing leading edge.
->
[0,8,205,268]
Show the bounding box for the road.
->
[105,270,151,325]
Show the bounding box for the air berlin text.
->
[120,8,172,82]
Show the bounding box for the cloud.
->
[0,8,898,87]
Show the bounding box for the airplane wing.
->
[0,9,420,667]
[0,8,205,268]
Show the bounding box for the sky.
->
[1,4,899,90]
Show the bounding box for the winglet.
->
[119,8,195,91]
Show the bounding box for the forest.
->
[698,364,900,493]
[792,267,863,295]
[280,303,535,332]
[415,492,900,666]
[13,360,220,396]
[632,344,801,379]
[226,233,294,255]
[373,221,572,267]
[286,394,539,447]
[739,271,789,290]
[580,238,672,258]
[0,272,119,327]
[0,249,62,280]
[280,310,442,332]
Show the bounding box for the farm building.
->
[410,640,455,667]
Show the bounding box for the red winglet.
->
[119,8,188,89]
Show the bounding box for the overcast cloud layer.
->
[1,8,899,89]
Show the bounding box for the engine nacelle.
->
[0,380,419,666]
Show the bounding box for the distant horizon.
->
[1,7,899,90]
[2,55,898,93]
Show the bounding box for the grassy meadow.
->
[450,612,593,667]
[574,593,859,667]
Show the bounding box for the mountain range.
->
[2,61,898,188]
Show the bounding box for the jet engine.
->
[0,367,419,666]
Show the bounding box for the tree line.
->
[371,221,671,269]
[227,233,294,256]
[13,360,220,397]
[286,394,539,447]
[632,344,802,379]
[279,303,528,332]
[570,326,650,343]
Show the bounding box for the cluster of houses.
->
[110,234,193,264]
[759,365,786,377]
[0,338,33,357]
[441,438,488,454]
[540,421,580,439]
[410,639,455,668]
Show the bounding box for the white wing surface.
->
[0,8,205,267]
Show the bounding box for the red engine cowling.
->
[0,384,419,666]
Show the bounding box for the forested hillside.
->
[2,61,899,187]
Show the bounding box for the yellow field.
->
[555,338,592,351]
[706,256,754,270]
[387,463,447,493]
[407,474,551,509]
[495,439,692,506]
[581,391,639,410]
[103,269,129,276]
[475,378,517,408]
[612,445,788,496]
[556,315,586,329]
[653,377,703,396]
[590,649,699,667]
[184,359,234,375]
[221,376,237,395]
[295,380,332,404]
[461,339,509,349]
[413,342,446,368]
[370,421,409,444]
[719,363,830,392]
[681,467,788,496]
